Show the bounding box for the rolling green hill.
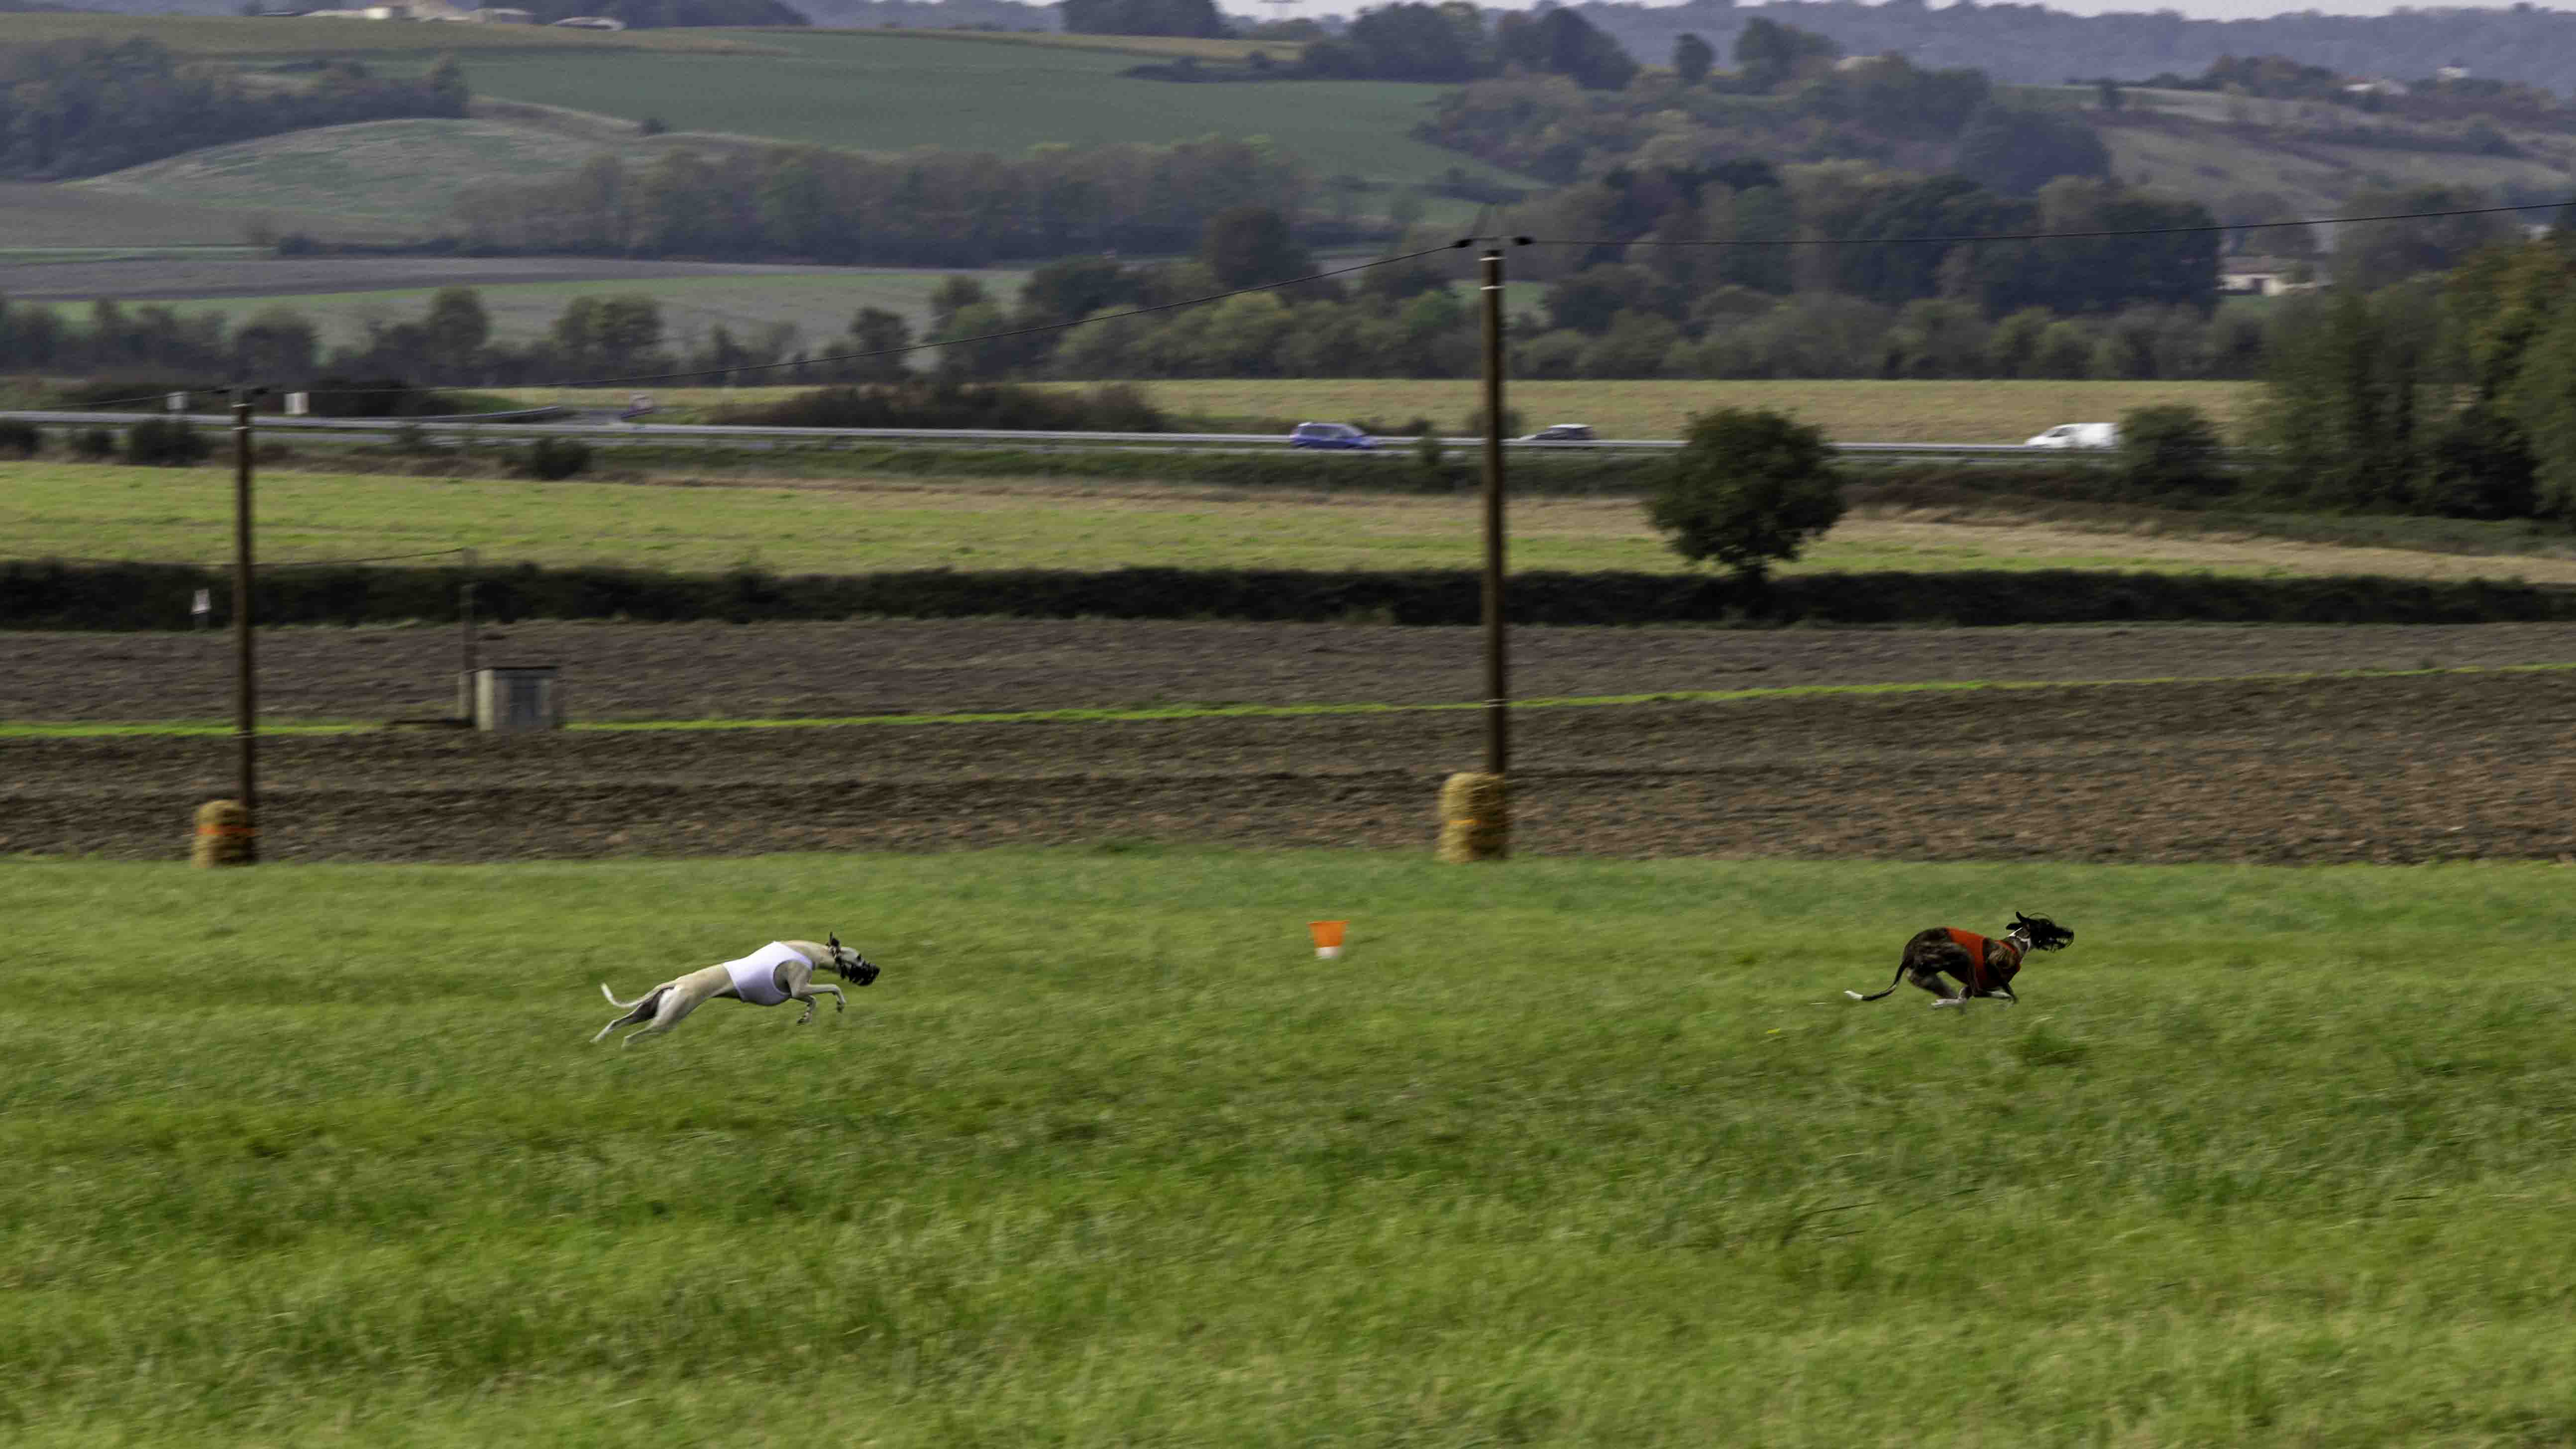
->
[454,28,1539,194]
[72,118,646,232]
[0,179,417,249]
[0,12,784,55]
[2091,95,2576,219]
[9,21,1530,246]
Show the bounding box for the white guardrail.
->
[0,411,2064,459]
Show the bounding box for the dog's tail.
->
[600,982,647,1010]
[1844,962,1908,1003]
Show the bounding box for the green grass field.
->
[12,19,1508,243]
[456,29,1537,193]
[0,179,416,248]
[9,849,2576,1444]
[16,457,2576,583]
[71,118,658,233]
[0,460,1670,574]
[2102,114,2576,222]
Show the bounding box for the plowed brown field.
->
[9,620,2576,865]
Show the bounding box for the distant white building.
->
[551,15,628,29]
[2219,257,2322,297]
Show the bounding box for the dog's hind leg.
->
[593,986,670,1044]
[622,988,715,1046]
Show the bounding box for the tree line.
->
[0,38,466,181]
[0,229,2254,397]
[2248,237,2576,522]
[1061,0,1229,41]
[447,136,1317,267]
[1296,4,1638,89]
[0,288,821,394]
[12,202,2558,402]
[1418,21,2100,203]
[1497,165,2213,314]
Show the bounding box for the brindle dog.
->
[1844,911,2074,1008]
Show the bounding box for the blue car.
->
[1289,422,1376,450]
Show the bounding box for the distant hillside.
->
[0,179,418,247]
[1570,2,2576,93]
[2091,94,2576,221]
[457,28,1534,195]
[67,116,703,232]
[74,0,2576,88]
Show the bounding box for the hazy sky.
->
[1227,2,2565,20]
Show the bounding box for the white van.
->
[2024,422,2118,449]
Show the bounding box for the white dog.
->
[593,934,879,1046]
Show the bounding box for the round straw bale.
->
[1436,771,1509,862]
[192,798,254,868]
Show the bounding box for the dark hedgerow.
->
[0,419,37,457]
[4,559,2575,632]
[715,380,1171,433]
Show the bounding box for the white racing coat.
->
[722,941,813,1006]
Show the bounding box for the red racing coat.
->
[1941,928,2024,994]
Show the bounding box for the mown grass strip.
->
[11,662,2572,740]
[8,850,2576,1444]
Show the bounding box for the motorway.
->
[0,410,2076,460]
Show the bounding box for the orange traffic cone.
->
[1308,920,1348,960]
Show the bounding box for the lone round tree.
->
[1647,408,1845,583]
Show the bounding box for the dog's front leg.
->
[790,984,846,1024]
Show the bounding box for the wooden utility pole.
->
[230,391,259,859]
[1437,238,1524,864]
[459,547,479,724]
[1477,245,1511,777]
